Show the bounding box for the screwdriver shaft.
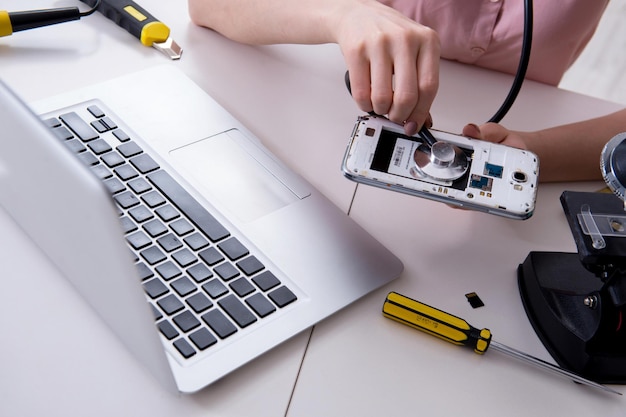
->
[489,341,621,396]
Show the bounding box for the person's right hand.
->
[333,0,440,135]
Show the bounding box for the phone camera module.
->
[512,171,528,183]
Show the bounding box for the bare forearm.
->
[188,0,356,45]
[525,109,626,182]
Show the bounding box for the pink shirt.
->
[380,0,608,85]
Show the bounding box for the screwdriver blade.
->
[152,37,182,60]
[489,340,622,396]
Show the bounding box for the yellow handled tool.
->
[0,4,95,38]
[80,0,181,59]
[383,291,622,396]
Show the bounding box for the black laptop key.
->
[103,177,125,194]
[171,276,197,297]
[155,260,182,281]
[126,231,152,250]
[172,248,197,268]
[91,164,113,180]
[117,141,143,157]
[143,219,168,237]
[114,164,139,181]
[140,245,166,265]
[128,177,152,194]
[141,190,166,208]
[155,204,179,222]
[112,128,130,142]
[173,338,196,359]
[100,116,117,130]
[214,262,240,281]
[131,153,160,174]
[198,247,224,266]
[237,256,265,276]
[63,138,86,153]
[202,279,228,299]
[43,117,61,128]
[269,286,298,308]
[157,294,185,315]
[78,152,99,166]
[252,271,281,291]
[91,119,108,133]
[202,309,237,339]
[158,320,179,340]
[59,112,99,141]
[218,237,249,260]
[101,151,125,167]
[189,328,217,350]
[185,233,210,251]
[114,191,140,209]
[53,126,74,140]
[173,310,201,333]
[187,292,213,313]
[129,205,154,223]
[219,294,257,328]
[87,105,105,118]
[170,218,194,236]
[157,233,183,252]
[246,293,277,318]
[88,138,113,155]
[147,170,230,242]
[230,277,256,297]
[143,278,169,299]
[187,263,213,283]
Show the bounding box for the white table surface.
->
[1,1,624,416]
[289,54,626,416]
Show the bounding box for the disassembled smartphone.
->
[342,115,539,220]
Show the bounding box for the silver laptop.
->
[0,65,402,393]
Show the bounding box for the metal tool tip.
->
[152,38,182,60]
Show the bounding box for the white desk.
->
[289,62,626,415]
[1,1,624,416]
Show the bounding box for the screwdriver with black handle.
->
[0,0,180,59]
[0,1,99,38]
[382,291,622,396]
[80,0,181,59]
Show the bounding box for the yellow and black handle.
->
[0,7,81,37]
[382,291,492,354]
[80,0,169,46]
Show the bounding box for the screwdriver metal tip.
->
[152,37,182,60]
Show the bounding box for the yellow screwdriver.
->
[382,291,621,396]
[80,0,182,59]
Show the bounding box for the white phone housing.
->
[342,115,539,220]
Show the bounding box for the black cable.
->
[80,0,101,17]
[488,0,533,123]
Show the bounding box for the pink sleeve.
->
[379,0,608,85]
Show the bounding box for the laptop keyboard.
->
[42,103,298,361]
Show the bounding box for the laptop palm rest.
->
[169,128,311,223]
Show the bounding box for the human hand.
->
[334,0,440,136]
[462,123,529,150]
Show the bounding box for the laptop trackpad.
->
[169,129,307,223]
